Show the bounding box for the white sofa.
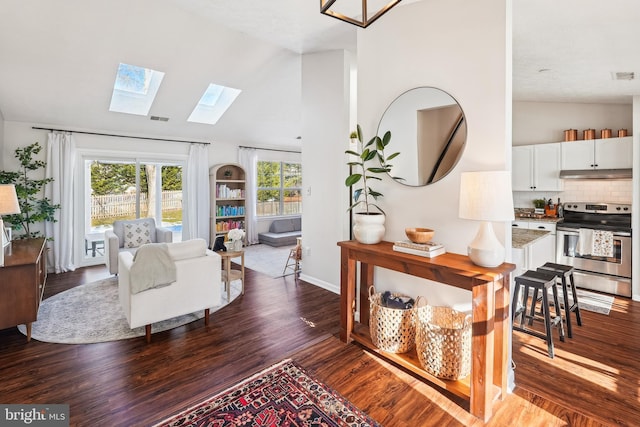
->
[105,218,173,275]
[118,238,221,342]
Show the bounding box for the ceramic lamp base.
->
[467,221,505,268]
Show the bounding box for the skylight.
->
[109,63,165,116]
[188,84,241,125]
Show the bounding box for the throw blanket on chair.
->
[130,243,177,294]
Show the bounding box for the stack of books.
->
[392,240,446,258]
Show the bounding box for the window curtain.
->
[183,143,210,243]
[238,147,258,244]
[45,132,76,273]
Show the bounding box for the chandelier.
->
[320,0,402,28]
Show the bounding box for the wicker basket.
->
[415,304,472,380]
[369,287,417,353]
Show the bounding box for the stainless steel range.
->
[556,202,632,297]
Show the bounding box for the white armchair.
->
[105,217,173,275]
[118,238,221,342]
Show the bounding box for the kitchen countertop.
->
[514,215,563,224]
[512,228,551,249]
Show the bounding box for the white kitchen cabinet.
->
[512,143,563,191]
[511,233,555,276]
[561,136,632,170]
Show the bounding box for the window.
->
[188,83,241,125]
[109,63,165,116]
[257,161,302,217]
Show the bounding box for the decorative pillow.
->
[124,222,152,248]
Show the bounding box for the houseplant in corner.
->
[0,142,59,239]
[345,124,400,244]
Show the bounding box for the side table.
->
[218,250,245,301]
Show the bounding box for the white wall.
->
[0,111,4,170]
[300,50,353,293]
[513,101,632,145]
[633,96,640,302]
[356,0,512,308]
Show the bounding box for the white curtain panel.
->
[238,147,258,244]
[45,132,76,273]
[183,143,210,243]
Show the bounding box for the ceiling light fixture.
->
[320,0,401,28]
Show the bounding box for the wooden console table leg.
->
[359,262,374,326]
[340,249,356,343]
[470,281,495,422]
[26,322,32,342]
[494,274,510,398]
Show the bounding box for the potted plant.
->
[345,124,400,244]
[0,142,59,239]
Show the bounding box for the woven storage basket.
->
[416,304,472,380]
[369,287,417,353]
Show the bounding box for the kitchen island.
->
[512,228,555,275]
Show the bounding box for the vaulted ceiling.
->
[1,0,638,149]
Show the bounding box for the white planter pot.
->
[353,212,385,244]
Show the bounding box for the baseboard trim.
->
[299,274,339,294]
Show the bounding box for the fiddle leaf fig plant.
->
[0,142,59,239]
[345,124,401,215]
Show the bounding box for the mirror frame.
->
[378,86,467,187]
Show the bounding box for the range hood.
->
[559,168,633,179]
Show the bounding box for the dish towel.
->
[592,230,614,258]
[577,228,594,256]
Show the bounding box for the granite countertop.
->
[512,228,551,249]
[514,215,563,224]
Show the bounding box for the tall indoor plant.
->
[345,124,400,244]
[0,142,59,239]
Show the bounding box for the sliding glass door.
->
[80,157,183,265]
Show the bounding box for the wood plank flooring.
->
[0,264,636,426]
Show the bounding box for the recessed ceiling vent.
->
[613,72,635,81]
[150,116,169,122]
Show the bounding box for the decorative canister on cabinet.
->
[618,129,628,137]
[583,129,596,140]
[600,128,612,139]
[563,129,578,141]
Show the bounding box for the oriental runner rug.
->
[153,359,381,427]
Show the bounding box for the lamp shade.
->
[458,171,514,222]
[0,184,20,215]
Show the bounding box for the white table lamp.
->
[459,171,514,267]
[0,184,21,266]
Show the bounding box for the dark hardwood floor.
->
[0,264,636,426]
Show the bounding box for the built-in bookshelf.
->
[210,163,246,245]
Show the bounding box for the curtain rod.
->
[239,145,300,154]
[31,127,210,145]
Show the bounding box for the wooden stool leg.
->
[560,275,573,338]
[569,272,583,326]
[541,289,554,358]
[528,287,539,326]
[511,283,522,322]
[551,284,565,343]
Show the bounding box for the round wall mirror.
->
[378,87,467,186]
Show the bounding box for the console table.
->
[0,238,47,341]
[338,240,515,422]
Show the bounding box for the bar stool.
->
[512,270,565,358]
[535,262,582,338]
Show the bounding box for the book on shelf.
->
[392,245,446,258]
[393,239,444,251]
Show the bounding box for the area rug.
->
[17,277,242,344]
[243,243,298,278]
[546,287,615,315]
[154,359,380,427]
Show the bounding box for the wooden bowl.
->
[405,228,434,243]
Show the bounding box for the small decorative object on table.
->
[404,227,434,243]
[223,169,233,178]
[393,239,445,258]
[227,228,245,251]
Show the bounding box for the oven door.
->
[556,227,631,278]
[556,227,632,296]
